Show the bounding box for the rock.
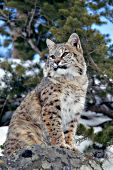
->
[0,145,102,170]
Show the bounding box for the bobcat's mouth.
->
[54,65,67,71]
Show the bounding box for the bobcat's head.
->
[44,33,86,79]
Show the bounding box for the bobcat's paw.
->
[59,143,72,150]
[70,144,79,152]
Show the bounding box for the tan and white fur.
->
[4,33,88,156]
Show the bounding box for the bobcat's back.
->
[3,89,49,156]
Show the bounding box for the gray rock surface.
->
[0,145,102,170]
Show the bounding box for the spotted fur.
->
[4,33,88,156]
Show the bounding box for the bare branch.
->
[27,38,41,55]
[89,105,113,119]
[26,0,37,37]
[88,57,100,72]
[88,49,99,55]
[0,9,8,21]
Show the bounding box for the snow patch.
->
[95,78,100,85]
[0,126,8,156]
[80,111,112,127]
[106,93,113,101]
[102,145,113,170]
[75,135,93,152]
[0,58,41,89]
[0,68,11,88]
[93,127,102,133]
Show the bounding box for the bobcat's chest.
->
[60,87,85,129]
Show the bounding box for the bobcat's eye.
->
[61,52,68,58]
[50,55,55,59]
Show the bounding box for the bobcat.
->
[4,33,88,156]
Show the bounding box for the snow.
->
[25,68,39,76]
[33,54,40,63]
[0,81,6,89]
[25,69,39,76]
[106,94,113,101]
[22,60,33,68]
[0,68,5,79]
[0,58,42,89]
[0,126,8,156]
[0,67,12,89]
[0,20,5,27]
[109,78,113,83]
[95,78,100,85]
[80,111,112,127]
[40,61,45,68]
[0,68,7,88]
[75,135,93,152]
[102,145,113,170]
[95,95,102,105]
[93,127,102,133]
[100,84,107,90]
[8,58,21,64]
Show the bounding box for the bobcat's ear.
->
[67,33,83,53]
[46,39,55,51]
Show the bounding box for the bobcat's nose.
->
[55,59,60,65]
[53,60,60,71]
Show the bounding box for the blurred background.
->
[0,0,113,165]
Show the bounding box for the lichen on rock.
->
[0,145,102,170]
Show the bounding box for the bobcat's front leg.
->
[42,100,66,147]
[64,115,80,150]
